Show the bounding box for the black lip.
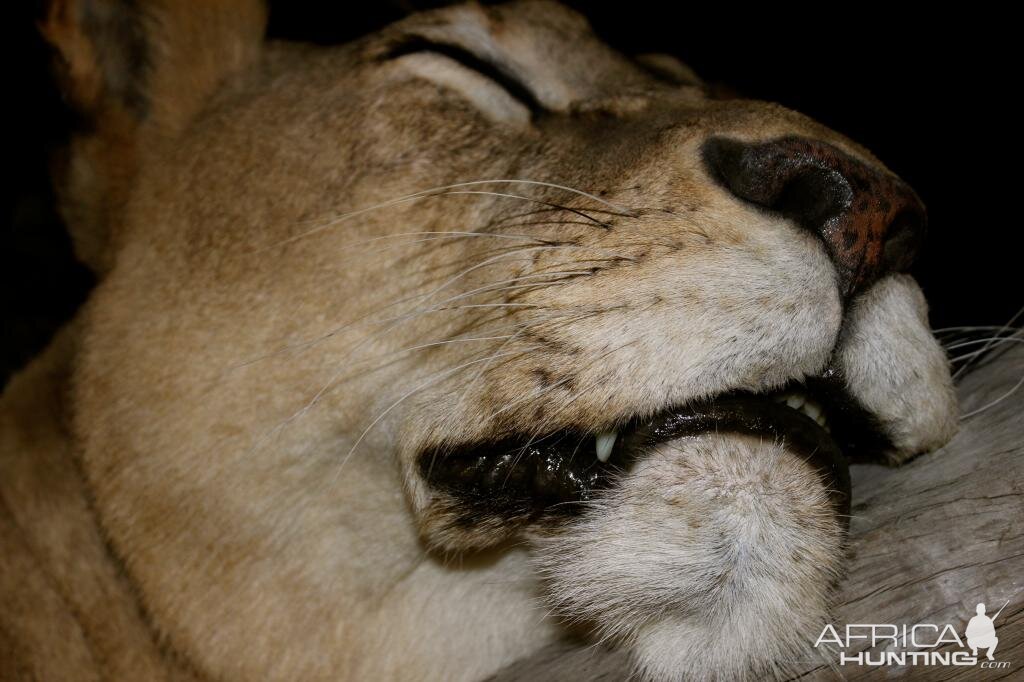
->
[806,371,893,464]
[421,386,875,528]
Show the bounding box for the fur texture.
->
[2,1,959,680]
[532,434,843,681]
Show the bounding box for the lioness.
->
[3,1,963,680]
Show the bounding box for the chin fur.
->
[531,433,843,681]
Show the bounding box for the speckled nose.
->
[702,136,927,296]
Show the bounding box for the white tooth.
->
[803,402,822,421]
[596,431,617,463]
[815,414,826,427]
[786,395,805,410]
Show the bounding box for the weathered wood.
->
[490,347,1024,681]
[794,345,1023,680]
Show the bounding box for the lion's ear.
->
[40,0,267,272]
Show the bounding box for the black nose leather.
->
[702,136,926,296]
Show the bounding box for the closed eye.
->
[385,38,544,117]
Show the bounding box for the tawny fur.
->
[2,1,959,680]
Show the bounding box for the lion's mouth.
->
[420,376,890,525]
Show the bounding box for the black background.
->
[6,2,1018,386]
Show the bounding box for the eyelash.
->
[385,38,544,116]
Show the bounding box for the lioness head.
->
[43,1,957,680]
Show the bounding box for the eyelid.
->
[385,38,544,116]
[398,52,531,125]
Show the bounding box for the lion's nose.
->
[702,136,926,296]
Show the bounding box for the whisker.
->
[331,231,550,261]
[257,301,552,447]
[944,335,1024,352]
[386,246,581,316]
[453,330,525,411]
[935,324,1020,334]
[299,331,519,392]
[236,228,638,370]
[233,246,573,367]
[309,246,614,342]
[444,179,635,215]
[960,370,1024,420]
[950,348,1011,363]
[353,230,547,246]
[246,273,594,412]
[448,309,605,423]
[427,267,593,303]
[260,178,636,250]
[441,190,610,227]
[952,303,1024,379]
[520,339,641,456]
[483,339,641,471]
[336,348,534,475]
[435,302,539,311]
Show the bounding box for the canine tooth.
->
[595,431,617,463]
[815,414,826,427]
[786,395,805,410]
[803,402,822,421]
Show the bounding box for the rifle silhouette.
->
[991,599,1010,622]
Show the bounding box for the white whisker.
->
[944,335,1024,352]
[295,332,519,391]
[328,231,549,261]
[961,370,1024,419]
[935,325,1019,334]
[441,190,609,226]
[454,330,525,411]
[336,348,533,475]
[260,179,636,250]
[234,246,573,367]
[952,303,1024,379]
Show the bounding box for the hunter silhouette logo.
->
[814,598,1013,669]
[965,600,1007,661]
